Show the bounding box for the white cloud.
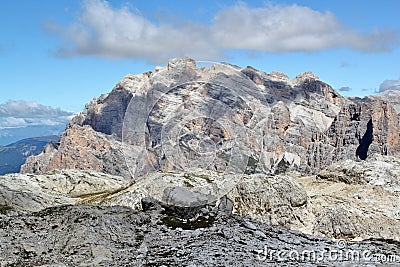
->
[0,100,76,129]
[0,117,27,128]
[45,0,221,62]
[0,100,74,118]
[379,79,400,92]
[215,4,397,53]
[338,86,352,92]
[45,0,399,63]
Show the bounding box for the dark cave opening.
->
[356,119,373,160]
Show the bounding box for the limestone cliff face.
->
[327,96,400,162]
[21,58,400,177]
[378,89,400,114]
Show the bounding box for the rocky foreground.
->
[1,203,399,266]
[2,154,400,242]
[1,154,400,265]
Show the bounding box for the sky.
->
[0,0,400,144]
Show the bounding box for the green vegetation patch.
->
[162,215,214,230]
[0,204,13,214]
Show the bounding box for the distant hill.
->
[0,125,65,146]
[0,135,59,175]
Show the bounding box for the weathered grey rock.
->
[377,89,400,114]
[230,174,308,228]
[318,153,400,192]
[0,204,399,266]
[141,196,162,212]
[0,169,128,211]
[3,164,400,241]
[160,186,216,219]
[141,193,232,224]
[162,186,216,207]
[217,195,234,216]
[242,220,257,230]
[297,156,400,241]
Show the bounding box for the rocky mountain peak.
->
[22,58,400,178]
[294,70,319,80]
[267,71,291,82]
[167,57,197,70]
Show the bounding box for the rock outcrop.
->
[1,204,399,266]
[0,169,128,211]
[21,125,130,177]
[378,89,400,114]
[21,58,400,177]
[4,154,400,241]
[318,153,400,191]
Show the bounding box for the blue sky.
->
[0,0,400,143]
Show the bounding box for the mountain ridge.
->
[22,57,400,178]
[0,135,59,175]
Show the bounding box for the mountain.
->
[0,135,59,175]
[0,124,65,146]
[22,58,400,178]
[377,89,400,114]
[2,58,400,265]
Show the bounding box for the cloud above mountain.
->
[44,0,220,62]
[0,100,75,129]
[379,79,400,92]
[45,0,399,63]
[211,4,396,53]
[338,86,352,92]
